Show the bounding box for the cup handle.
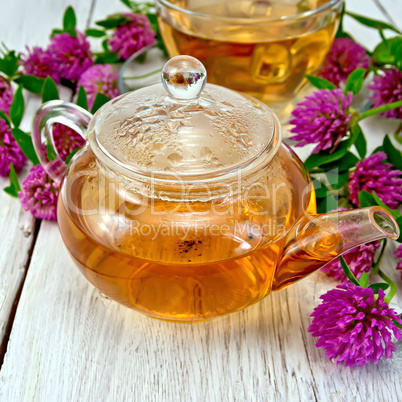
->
[32,100,93,182]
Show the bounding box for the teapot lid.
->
[88,56,281,181]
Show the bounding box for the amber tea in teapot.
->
[33,56,399,321]
[57,144,319,320]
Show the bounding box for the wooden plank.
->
[0,173,36,354]
[0,0,95,364]
[0,0,93,50]
[0,88,74,360]
[0,0,57,345]
[0,221,401,401]
[373,0,402,32]
[0,79,43,353]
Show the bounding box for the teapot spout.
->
[273,206,399,291]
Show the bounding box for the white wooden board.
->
[0,0,96,363]
[0,172,36,353]
[0,222,401,402]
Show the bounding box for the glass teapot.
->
[32,56,399,322]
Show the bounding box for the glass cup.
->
[155,0,343,121]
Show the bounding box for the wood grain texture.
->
[0,222,401,402]
[0,86,46,350]
[0,0,93,361]
[0,173,36,351]
[0,0,93,50]
[373,0,402,31]
[1,0,402,401]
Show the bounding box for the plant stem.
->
[395,121,402,134]
[338,197,350,208]
[356,100,402,122]
[1,42,10,54]
[378,269,397,303]
[373,239,387,275]
[124,68,162,81]
[371,239,397,303]
[394,122,402,145]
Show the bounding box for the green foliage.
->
[95,52,120,64]
[85,29,106,38]
[305,125,367,173]
[307,125,370,214]
[392,318,402,329]
[335,2,355,41]
[10,85,24,128]
[369,283,390,293]
[372,36,402,69]
[344,68,366,95]
[305,75,337,90]
[0,50,20,77]
[304,140,350,170]
[93,2,166,59]
[348,124,363,145]
[96,17,127,29]
[0,111,10,125]
[120,0,131,8]
[320,152,359,173]
[120,0,155,14]
[11,128,40,165]
[63,6,77,36]
[359,272,370,288]
[50,28,63,37]
[76,86,89,111]
[65,148,80,164]
[146,13,167,56]
[358,190,402,243]
[93,33,121,64]
[358,190,376,208]
[312,179,329,198]
[383,135,402,170]
[346,12,401,35]
[316,196,338,214]
[14,75,45,94]
[101,38,110,53]
[312,179,338,213]
[354,128,367,159]
[340,256,360,286]
[42,77,59,103]
[91,93,110,114]
[325,170,349,191]
[46,140,58,161]
[3,164,21,197]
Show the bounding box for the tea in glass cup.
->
[156,0,342,120]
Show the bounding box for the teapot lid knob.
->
[161,56,207,100]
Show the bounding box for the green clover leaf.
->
[305,75,337,90]
[3,163,21,197]
[63,6,77,36]
[11,128,40,165]
[42,77,59,103]
[10,85,25,128]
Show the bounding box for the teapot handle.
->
[32,100,93,183]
